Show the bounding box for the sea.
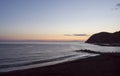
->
[0,41,120,72]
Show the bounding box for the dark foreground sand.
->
[0,53,120,76]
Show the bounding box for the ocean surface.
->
[0,41,120,72]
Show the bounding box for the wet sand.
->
[0,53,120,76]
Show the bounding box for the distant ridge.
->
[86,31,120,46]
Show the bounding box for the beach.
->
[0,0,120,76]
[1,53,120,76]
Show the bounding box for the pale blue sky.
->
[0,0,120,41]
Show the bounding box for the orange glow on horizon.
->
[0,34,90,41]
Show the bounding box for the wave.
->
[0,55,76,69]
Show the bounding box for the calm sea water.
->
[0,41,120,72]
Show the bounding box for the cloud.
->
[64,34,88,36]
[115,3,120,10]
[116,3,120,7]
[64,34,72,36]
[73,34,88,36]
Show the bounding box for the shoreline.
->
[0,53,98,73]
[1,52,120,76]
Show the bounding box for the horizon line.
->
[0,40,85,42]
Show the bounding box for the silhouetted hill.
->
[86,31,120,45]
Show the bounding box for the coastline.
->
[1,52,120,76]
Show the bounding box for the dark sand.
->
[0,53,120,76]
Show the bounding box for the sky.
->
[0,0,120,41]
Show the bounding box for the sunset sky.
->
[0,0,120,41]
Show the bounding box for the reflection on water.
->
[0,42,119,72]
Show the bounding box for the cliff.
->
[86,31,120,45]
